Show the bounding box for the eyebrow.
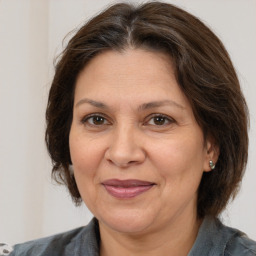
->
[75,98,185,110]
[75,98,108,109]
[138,100,185,111]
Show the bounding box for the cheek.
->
[69,130,104,176]
[149,137,205,210]
[149,132,206,179]
[69,132,102,202]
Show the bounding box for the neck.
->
[99,212,202,256]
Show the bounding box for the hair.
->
[45,1,249,218]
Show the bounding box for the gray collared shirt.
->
[4,217,256,255]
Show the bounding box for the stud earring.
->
[209,160,215,170]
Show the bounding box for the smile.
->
[102,179,155,199]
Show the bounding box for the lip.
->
[102,179,155,199]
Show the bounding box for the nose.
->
[104,125,146,168]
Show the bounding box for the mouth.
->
[101,179,155,199]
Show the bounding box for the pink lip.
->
[102,179,155,199]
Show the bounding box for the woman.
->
[4,1,256,255]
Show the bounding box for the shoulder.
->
[214,218,256,256]
[189,217,256,256]
[224,227,256,256]
[9,226,85,256]
[8,218,100,256]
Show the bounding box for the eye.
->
[146,114,174,126]
[81,114,110,126]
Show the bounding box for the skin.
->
[69,49,218,256]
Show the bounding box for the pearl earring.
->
[209,160,215,170]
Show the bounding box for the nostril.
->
[104,136,146,167]
[107,159,133,168]
[127,160,137,165]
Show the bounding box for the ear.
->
[203,136,219,172]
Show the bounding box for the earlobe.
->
[204,137,219,172]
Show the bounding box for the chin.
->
[97,210,156,234]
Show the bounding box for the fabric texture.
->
[4,217,256,256]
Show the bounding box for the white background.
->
[0,0,255,245]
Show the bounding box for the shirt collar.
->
[75,217,230,256]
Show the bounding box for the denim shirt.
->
[4,217,256,256]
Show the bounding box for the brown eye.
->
[153,116,166,125]
[82,115,109,126]
[147,114,174,126]
[91,116,105,125]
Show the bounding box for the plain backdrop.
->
[0,0,255,245]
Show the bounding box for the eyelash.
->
[145,113,175,126]
[81,113,175,127]
[81,113,110,126]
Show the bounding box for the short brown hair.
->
[45,1,249,218]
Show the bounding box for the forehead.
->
[78,48,174,79]
[74,48,189,108]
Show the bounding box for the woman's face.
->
[69,49,214,234]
